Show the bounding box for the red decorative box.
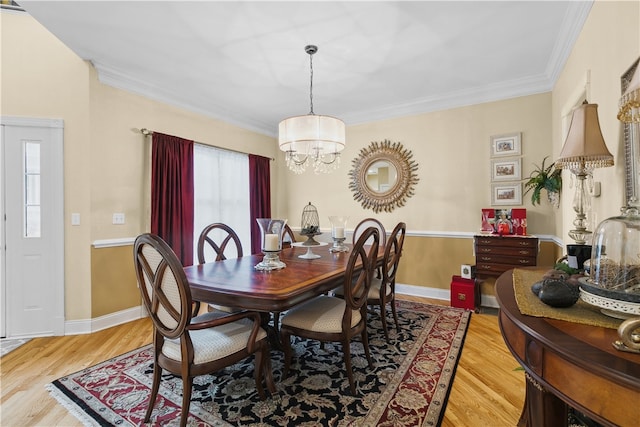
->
[481,208,527,235]
[450,275,480,311]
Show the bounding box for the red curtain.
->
[151,133,195,266]
[249,155,271,254]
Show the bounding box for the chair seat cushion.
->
[367,278,391,300]
[162,315,266,364]
[333,278,391,301]
[280,295,361,333]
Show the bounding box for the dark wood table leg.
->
[519,372,568,427]
[261,312,283,351]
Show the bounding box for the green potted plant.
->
[524,156,562,207]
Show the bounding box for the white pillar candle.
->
[333,227,345,238]
[264,233,279,251]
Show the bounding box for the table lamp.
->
[555,101,614,246]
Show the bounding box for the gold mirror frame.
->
[348,139,419,213]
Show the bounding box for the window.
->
[193,144,250,263]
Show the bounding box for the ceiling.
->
[16,1,593,137]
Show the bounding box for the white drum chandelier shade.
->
[278,45,346,174]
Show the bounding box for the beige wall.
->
[2,1,638,322]
[280,93,556,236]
[552,0,639,240]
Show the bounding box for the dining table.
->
[185,243,382,314]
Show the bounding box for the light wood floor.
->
[0,296,524,426]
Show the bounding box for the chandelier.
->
[279,45,345,174]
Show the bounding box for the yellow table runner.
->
[512,268,622,329]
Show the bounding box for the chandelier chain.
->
[308,49,314,115]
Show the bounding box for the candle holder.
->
[328,216,349,253]
[255,218,287,271]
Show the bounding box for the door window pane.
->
[24,141,41,238]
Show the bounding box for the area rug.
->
[47,301,471,426]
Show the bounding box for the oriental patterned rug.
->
[47,301,471,426]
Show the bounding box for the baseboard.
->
[396,283,499,309]
[64,306,147,335]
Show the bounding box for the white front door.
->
[1,117,64,338]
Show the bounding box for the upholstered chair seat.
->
[162,313,268,364]
[367,277,391,300]
[280,295,361,333]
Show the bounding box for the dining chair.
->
[280,227,380,394]
[353,217,387,247]
[194,222,244,315]
[353,217,387,278]
[367,222,406,342]
[133,233,275,427]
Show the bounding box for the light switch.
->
[112,213,125,225]
[71,213,80,226]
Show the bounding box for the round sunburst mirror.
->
[348,139,419,213]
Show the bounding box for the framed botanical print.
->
[490,133,522,157]
[491,158,521,181]
[491,182,522,206]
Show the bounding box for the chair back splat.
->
[197,222,243,264]
[282,224,297,248]
[134,233,274,427]
[195,223,244,315]
[353,217,387,247]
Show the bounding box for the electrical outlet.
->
[112,213,125,225]
[71,213,81,226]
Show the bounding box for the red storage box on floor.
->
[450,275,480,311]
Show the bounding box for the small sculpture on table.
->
[296,202,324,259]
[255,218,287,271]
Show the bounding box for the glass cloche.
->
[580,206,640,317]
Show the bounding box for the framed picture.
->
[491,158,521,181]
[490,132,521,157]
[491,182,522,206]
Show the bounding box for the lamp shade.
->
[278,114,346,155]
[556,103,614,171]
[618,64,640,123]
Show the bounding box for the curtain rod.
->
[138,128,275,161]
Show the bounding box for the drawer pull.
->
[479,248,492,253]
[519,250,530,255]
[479,265,492,270]
[479,240,492,244]
[480,257,492,261]
[519,259,530,264]
[519,242,530,246]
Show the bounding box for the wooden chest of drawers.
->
[474,234,538,278]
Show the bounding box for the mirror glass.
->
[348,140,419,213]
[365,160,398,193]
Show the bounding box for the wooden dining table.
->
[185,244,380,314]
